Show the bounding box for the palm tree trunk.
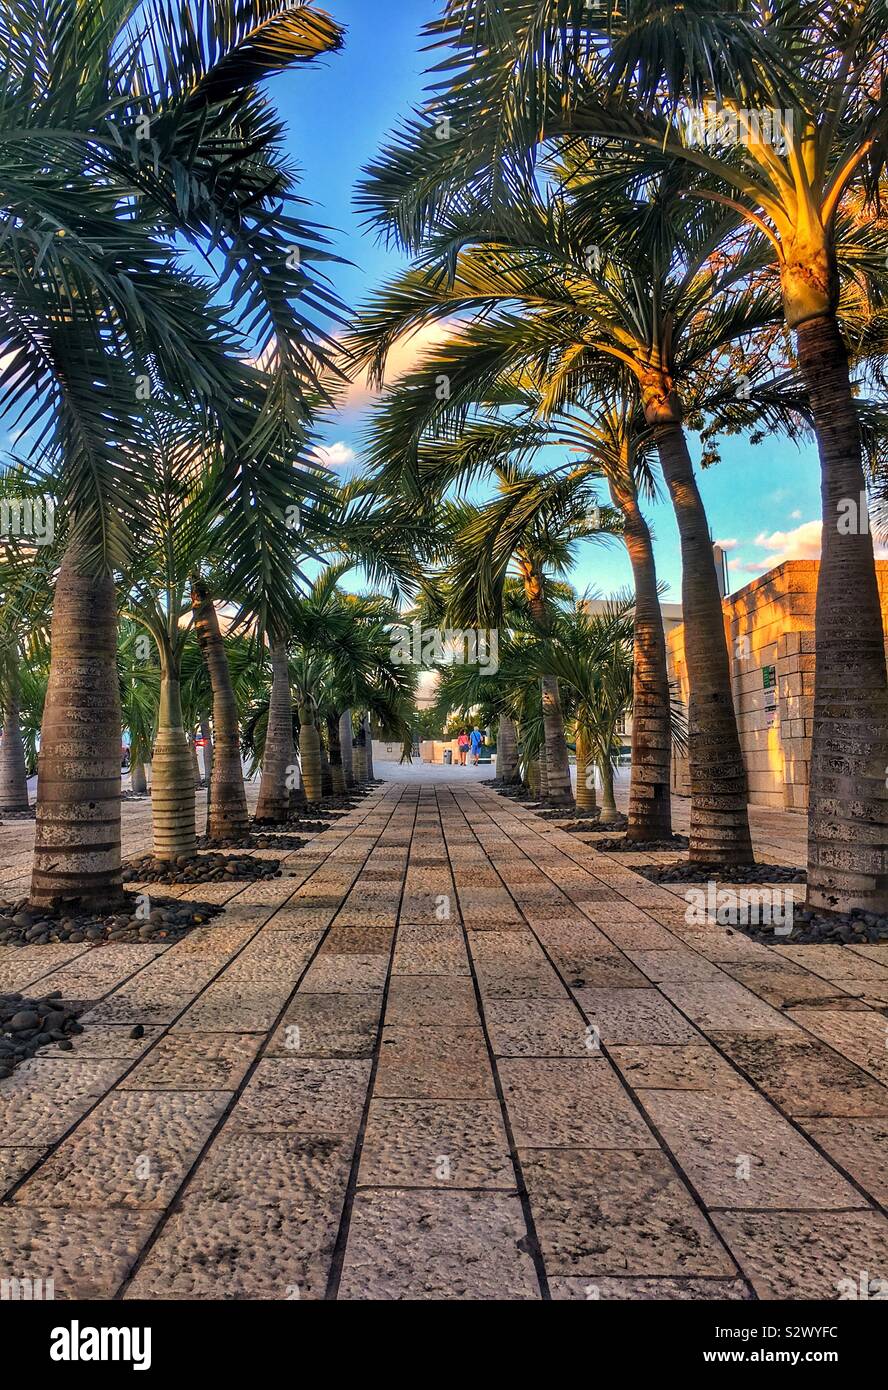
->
[599,756,619,823]
[320,736,333,796]
[527,757,540,797]
[255,639,295,824]
[364,713,375,779]
[151,668,196,860]
[610,476,673,840]
[796,314,888,914]
[0,669,29,811]
[191,580,249,840]
[523,568,573,805]
[327,712,346,795]
[537,735,549,800]
[575,729,597,813]
[130,761,148,796]
[352,714,367,783]
[299,705,323,803]
[200,716,214,785]
[339,710,354,786]
[190,735,201,788]
[654,424,752,864]
[496,713,520,784]
[30,545,125,909]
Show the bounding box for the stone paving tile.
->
[720,962,866,1012]
[358,1099,514,1189]
[385,975,479,1027]
[338,1190,539,1299]
[0,1208,158,1299]
[573,988,699,1044]
[610,1043,746,1092]
[183,1130,354,1206]
[799,1118,888,1207]
[657,980,801,1035]
[712,1033,888,1118]
[120,1032,261,1090]
[549,1276,753,1300]
[484,999,593,1057]
[499,1058,658,1149]
[0,1058,127,1146]
[55,1024,163,1060]
[712,1210,888,1300]
[267,993,382,1058]
[637,1087,866,1210]
[774,945,888,982]
[124,1199,338,1300]
[624,949,728,984]
[298,950,389,994]
[522,1148,737,1277]
[0,1145,44,1197]
[12,1090,230,1208]
[226,1058,371,1137]
[787,1009,888,1085]
[375,1025,496,1099]
[391,924,470,975]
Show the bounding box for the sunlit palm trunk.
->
[364,713,375,779]
[526,757,540,797]
[575,729,597,813]
[151,669,196,860]
[796,314,888,914]
[191,581,249,839]
[130,762,148,796]
[31,545,125,909]
[327,712,346,795]
[339,710,354,787]
[610,477,672,840]
[299,704,323,803]
[653,423,752,864]
[598,756,619,823]
[0,671,29,810]
[256,640,294,823]
[496,713,520,784]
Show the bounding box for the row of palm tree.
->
[346,0,888,914]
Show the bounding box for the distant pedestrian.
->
[469,727,484,766]
[457,729,469,766]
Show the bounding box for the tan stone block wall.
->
[666,559,888,811]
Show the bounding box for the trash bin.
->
[443,749,452,764]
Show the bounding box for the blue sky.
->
[268,0,830,602]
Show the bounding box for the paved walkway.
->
[1,782,887,1300]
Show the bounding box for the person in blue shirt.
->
[469,727,484,766]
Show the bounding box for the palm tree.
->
[359,0,888,906]
[348,175,798,854]
[1,0,345,907]
[446,467,620,804]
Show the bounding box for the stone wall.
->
[666,559,888,810]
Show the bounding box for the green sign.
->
[762,665,777,689]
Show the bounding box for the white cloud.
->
[790,508,803,520]
[731,517,888,576]
[335,319,463,413]
[313,441,356,470]
[714,537,738,551]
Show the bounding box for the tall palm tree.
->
[359,0,888,907]
[1,0,345,907]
